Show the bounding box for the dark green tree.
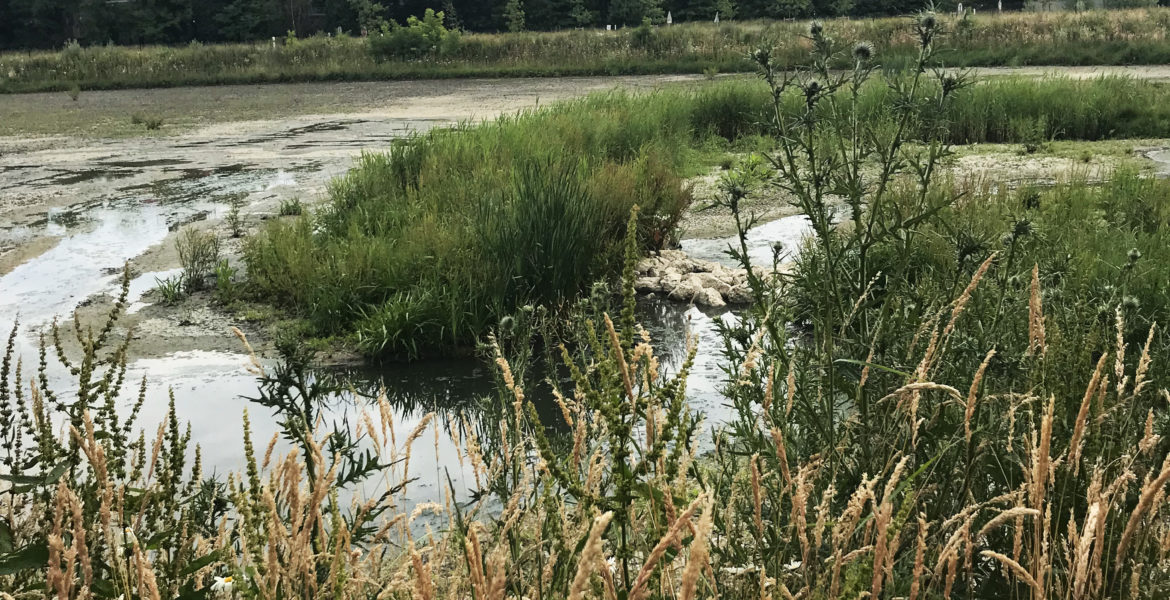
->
[609,0,662,25]
[679,0,734,19]
[569,0,595,25]
[134,0,195,43]
[215,0,280,40]
[348,0,388,32]
[811,0,852,15]
[441,0,463,29]
[738,0,810,17]
[503,0,526,30]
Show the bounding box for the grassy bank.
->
[243,74,1170,361]
[7,8,1170,93]
[243,90,711,359]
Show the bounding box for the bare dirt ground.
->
[0,74,709,138]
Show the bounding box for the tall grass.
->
[244,90,718,359]
[7,8,1170,93]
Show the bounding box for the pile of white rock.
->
[635,250,785,308]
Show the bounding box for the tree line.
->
[1,0,1026,50]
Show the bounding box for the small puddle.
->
[126,268,184,313]
[266,171,297,190]
[0,204,213,326]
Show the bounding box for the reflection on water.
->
[310,299,741,507]
[0,297,746,515]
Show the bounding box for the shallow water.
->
[0,114,820,513]
[680,214,813,268]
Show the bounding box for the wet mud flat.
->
[0,75,749,499]
[0,117,437,274]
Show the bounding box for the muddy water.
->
[0,109,815,512]
[0,115,455,498]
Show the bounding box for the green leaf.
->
[834,358,912,379]
[0,542,49,575]
[0,519,13,553]
[0,463,68,486]
[90,579,118,598]
[180,549,224,577]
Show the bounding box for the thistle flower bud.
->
[750,46,772,68]
[1128,248,1142,262]
[803,80,822,106]
[918,11,937,31]
[809,21,824,36]
[852,41,875,62]
[941,74,963,97]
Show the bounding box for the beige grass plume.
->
[568,511,615,600]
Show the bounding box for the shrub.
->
[131,113,163,130]
[225,199,245,237]
[368,9,461,61]
[176,226,221,292]
[630,17,657,49]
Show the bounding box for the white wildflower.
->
[211,575,235,596]
[113,526,137,547]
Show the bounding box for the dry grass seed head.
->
[981,550,1041,593]
[568,511,615,600]
[630,494,706,600]
[679,496,715,600]
[1115,455,1170,571]
[1068,353,1108,475]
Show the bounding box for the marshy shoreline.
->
[3,73,1168,363]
